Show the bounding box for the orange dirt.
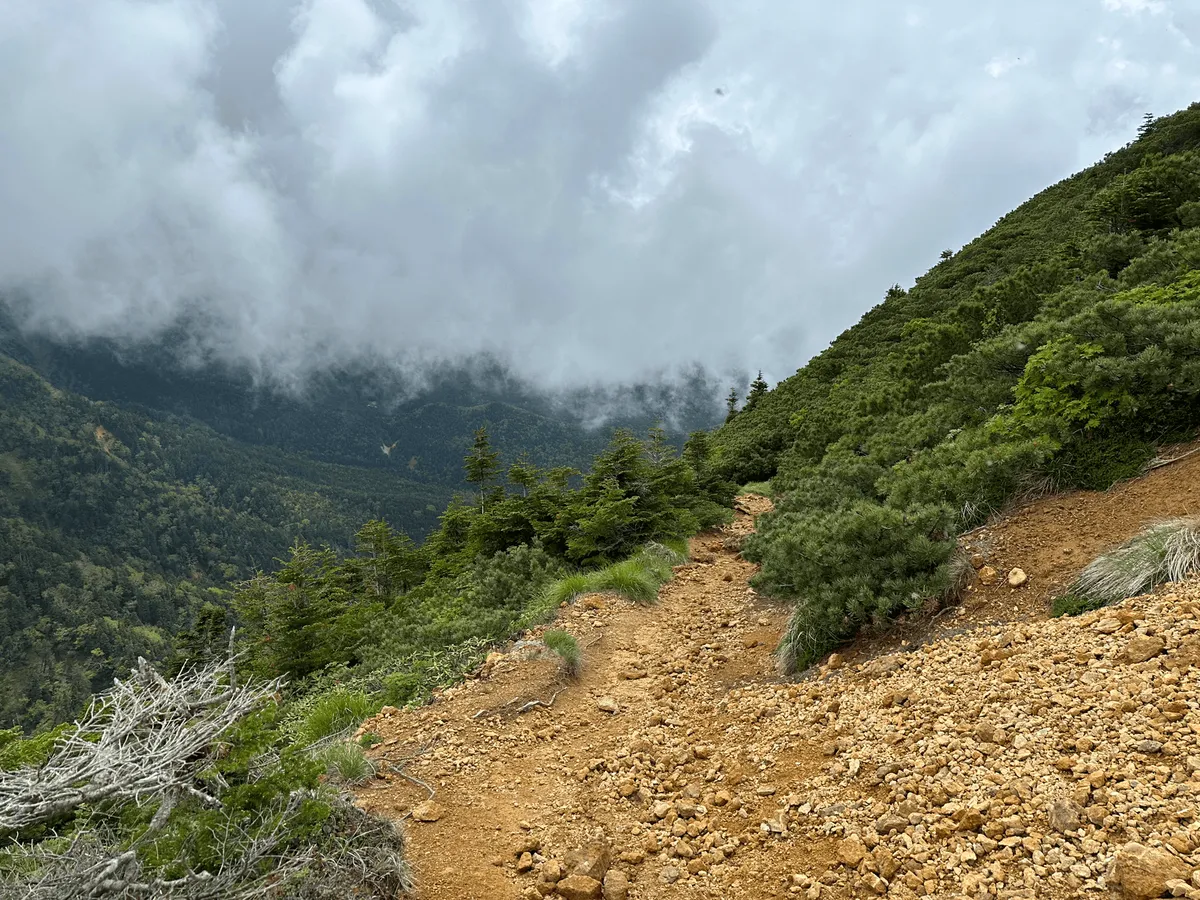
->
[355,495,841,899]
[355,453,1200,899]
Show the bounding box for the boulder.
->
[1108,842,1191,898]
[564,842,612,881]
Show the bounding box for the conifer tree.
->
[464,425,500,510]
[507,453,540,497]
[725,387,740,423]
[745,371,769,412]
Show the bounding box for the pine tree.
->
[745,371,769,412]
[725,387,740,423]
[464,425,500,510]
[507,453,540,497]
[1137,112,1156,140]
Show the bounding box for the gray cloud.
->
[1,0,1196,388]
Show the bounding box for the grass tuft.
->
[589,558,661,605]
[322,742,377,786]
[294,688,377,747]
[1055,517,1200,615]
[527,545,677,620]
[541,629,582,678]
[738,481,774,497]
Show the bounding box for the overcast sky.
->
[1,0,1197,389]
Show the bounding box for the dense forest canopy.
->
[710,104,1200,669]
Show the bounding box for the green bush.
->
[541,629,582,678]
[750,501,958,672]
[0,724,68,772]
[1047,433,1155,491]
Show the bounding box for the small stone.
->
[827,652,845,670]
[516,852,534,873]
[1136,739,1164,754]
[542,860,563,883]
[596,697,620,714]
[978,566,1000,585]
[411,801,443,823]
[564,842,612,881]
[556,875,603,900]
[1124,635,1166,664]
[659,866,681,884]
[602,870,630,900]
[838,837,867,867]
[954,808,986,831]
[1048,799,1082,833]
[1007,567,1028,587]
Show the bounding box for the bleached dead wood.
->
[0,656,280,834]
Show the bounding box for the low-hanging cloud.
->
[1,0,1196,388]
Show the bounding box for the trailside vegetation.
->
[706,103,1200,671]
[0,423,732,897]
[227,426,732,688]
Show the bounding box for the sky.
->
[1,0,1197,390]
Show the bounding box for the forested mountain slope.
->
[0,315,722,485]
[0,351,456,728]
[709,103,1200,670]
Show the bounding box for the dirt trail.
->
[357,495,838,899]
[357,454,1200,900]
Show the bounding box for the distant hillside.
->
[0,318,722,729]
[0,318,723,485]
[709,102,1200,670]
[0,351,459,727]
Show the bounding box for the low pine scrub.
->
[1055,518,1200,615]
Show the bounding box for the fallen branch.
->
[515,689,563,715]
[1147,447,1200,470]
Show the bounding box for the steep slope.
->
[708,102,1200,671]
[355,456,1200,899]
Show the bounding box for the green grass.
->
[1054,517,1200,615]
[291,688,377,746]
[541,629,582,678]
[321,742,377,786]
[588,558,661,604]
[738,481,774,497]
[520,543,681,625]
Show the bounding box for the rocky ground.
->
[356,455,1200,899]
